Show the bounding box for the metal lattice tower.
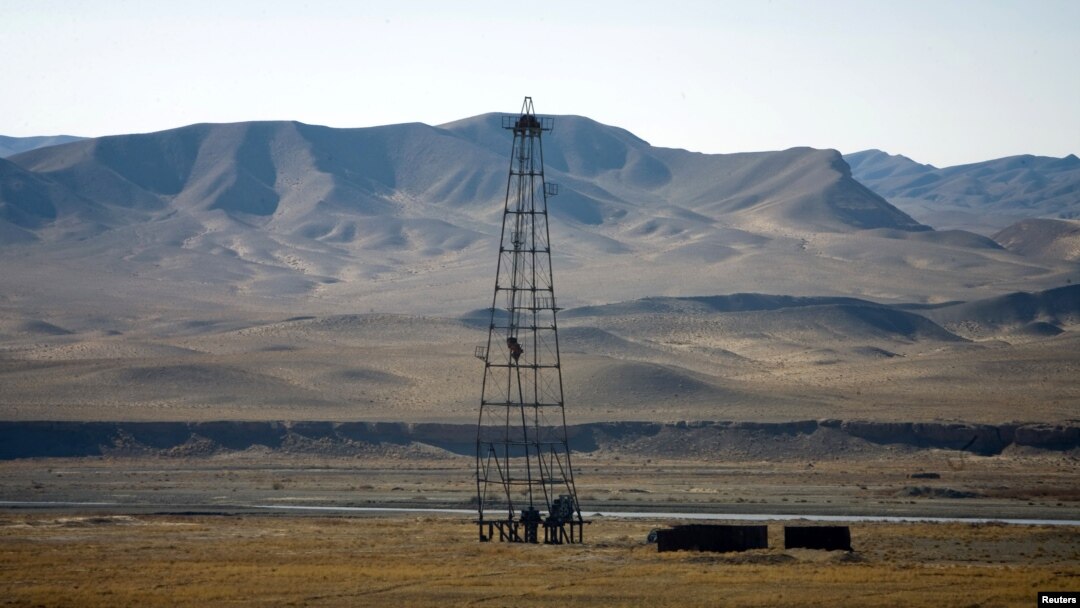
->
[474,97,584,544]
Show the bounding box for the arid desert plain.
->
[2,113,1079,606]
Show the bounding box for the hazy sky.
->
[2,0,1077,167]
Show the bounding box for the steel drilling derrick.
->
[474,97,584,544]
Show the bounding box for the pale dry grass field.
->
[1,514,1077,607]
[2,450,1076,521]
[1,448,1075,607]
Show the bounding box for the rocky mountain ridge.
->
[845,149,1080,235]
[1,117,1074,316]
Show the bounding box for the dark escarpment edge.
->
[0,419,1076,460]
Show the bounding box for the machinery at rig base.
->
[474,97,585,544]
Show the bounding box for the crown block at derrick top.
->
[502,114,554,133]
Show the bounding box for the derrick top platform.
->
[502,96,554,133]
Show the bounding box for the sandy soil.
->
[1,308,1077,424]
